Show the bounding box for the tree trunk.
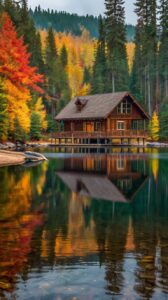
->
[112,72,115,93]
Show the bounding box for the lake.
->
[0,148,168,300]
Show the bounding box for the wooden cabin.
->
[54,92,150,146]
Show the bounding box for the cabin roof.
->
[55,91,149,121]
[56,172,128,203]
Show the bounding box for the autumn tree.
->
[0,13,43,137]
[149,111,160,142]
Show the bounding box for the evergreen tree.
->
[159,0,168,100]
[132,0,157,115]
[0,79,8,141]
[105,0,129,92]
[14,117,27,141]
[160,101,168,141]
[45,27,71,116]
[60,44,68,68]
[83,67,91,84]
[30,111,42,140]
[130,21,143,101]
[45,27,57,66]
[91,16,108,94]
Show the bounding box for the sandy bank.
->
[0,150,25,167]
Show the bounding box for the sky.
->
[28,0,137,25]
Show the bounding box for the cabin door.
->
[85,122,94,133]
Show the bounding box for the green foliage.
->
[105,0,129,92]
[14,117,27,142]
[30,111,42,140]
[131,0,157,115]
[83,67,91,84]
[45,28,71,115]
[60,45,68,68]
[0,79,8,141]
[91,16,109,94]
[159,100,168,141]
[158,0,168,100]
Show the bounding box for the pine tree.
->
[159,0,168,99]
[159,100,168,140]
[130,21,143,101]
[149,111,160,141]
[91,16,108,94]
[45,27,71,115]
[83,67,91,84]
[14,117,27,141]
[30,111,42,140]
[105,0,129,92]
[45,27,57,66]
[132,0,157,115]
[0,79,8,141]
[60,44,68,68]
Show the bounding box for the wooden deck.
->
[53,130,148,139]
[51,130,148,146]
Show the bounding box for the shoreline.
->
[0,150,47,167]
[0,150,25,167]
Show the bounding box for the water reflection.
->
[0,152,168,299]
[57,155,149,202]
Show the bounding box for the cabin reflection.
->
[57,155,148,202]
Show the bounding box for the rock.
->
[0,144,8,150]
[4,142,15,149]
[25,151,48,162]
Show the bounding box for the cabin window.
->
[117,121,125,130]
[117,100,132,115]
[117,158,125,170]
[95,122,102,131]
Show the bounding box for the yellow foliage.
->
[149,111,160,142]
[40,29,94,97]
[5,80,31,133]
[151,158,159,181]
[126,43,135,72]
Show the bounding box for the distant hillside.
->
[29,7,135,41]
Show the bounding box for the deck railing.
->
[52,130,148,139]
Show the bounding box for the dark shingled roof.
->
[55,91,149,120]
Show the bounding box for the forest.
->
[0,0,168,142]
[29,6,135,41]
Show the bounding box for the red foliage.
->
[0,13,44,93]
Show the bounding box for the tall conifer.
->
[91,16,108,94]
[132,0,157,115]
[105,0,129,92]
[159,0,168,99]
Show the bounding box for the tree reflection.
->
[1,153,168,299]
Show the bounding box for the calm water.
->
[0,149,168,300]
